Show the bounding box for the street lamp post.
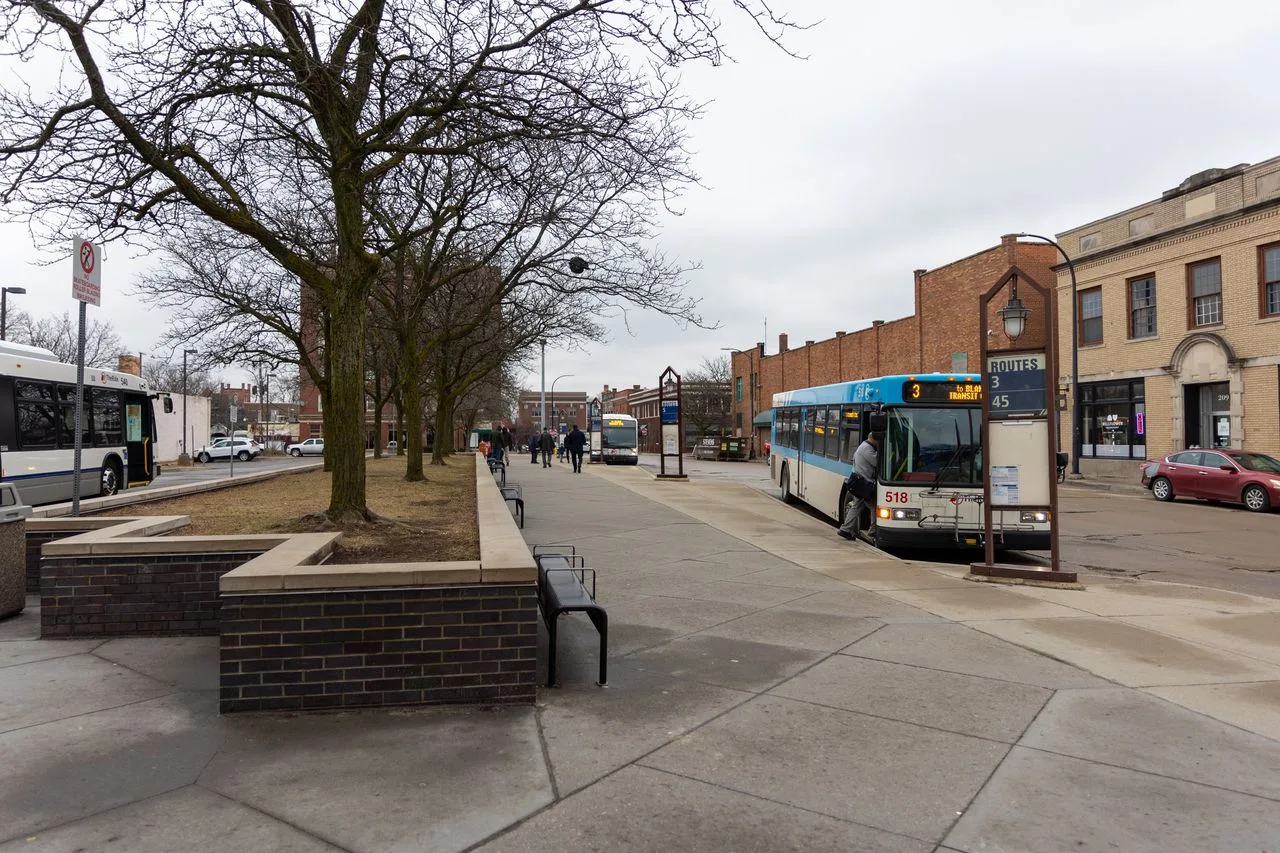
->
[180,348,197,465]
[550,373,573,434]
[1017,232,1081,476]
[1,286,27,340]
[721,346,757,458]
[539,339,546,432]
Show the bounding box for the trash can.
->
[0,483,33,619]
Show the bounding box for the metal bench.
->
[488,456,506,486]
[532,545,607,687]
[500,484,523,528]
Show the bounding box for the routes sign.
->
[71,236,102,306]
[986,352,1047,417]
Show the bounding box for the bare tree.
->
[682,356,733,441]
[1,0,798,523]
[141,358,216,396]
[6,309,125,368]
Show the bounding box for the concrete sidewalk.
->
[1,460,1278,852]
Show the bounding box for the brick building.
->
[727,235,1059,453]
[1053,158,1280,478]
[514,390,589,444]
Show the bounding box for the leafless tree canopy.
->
[682,355,732,438]
[6,309,124,368]
[0,0,800,519]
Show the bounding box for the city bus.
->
[0,342,165,504]
[769,373,1050,551]
[600,413,640,465]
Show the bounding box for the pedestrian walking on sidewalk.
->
[528,433,539,464]
[538,428,556,467]
[838,432,879,542]
[566,424,587,473]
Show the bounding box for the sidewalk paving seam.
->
[0,684,182,739]
[194,781,357,853]
[0,782,202,849]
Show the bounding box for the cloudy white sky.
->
[2,0,1279,402]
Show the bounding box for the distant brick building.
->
[514,390,588,444]
[727,235,1059,453]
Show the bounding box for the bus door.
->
[795,407,811,498]
[123,394,153,486]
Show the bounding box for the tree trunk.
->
[325,263,371,522]
[402,336,425,481]
[372,371,383,459]
[431,401,452,466]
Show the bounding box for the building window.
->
[1261,243,1280,317]
[1080,380,1146,459]
[1187,258,1222,327]
[735,376,743,402]
[1128,274,1156,338]
[1079,232,1101,252]
[1079,287,1102,345]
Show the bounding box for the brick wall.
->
[219,584,538,713]
[729,236,1057,429]
[41,551,266,638]
[26,530,77,593]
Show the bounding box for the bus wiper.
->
[929,420,965,493]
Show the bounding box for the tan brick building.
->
[1054,158,1280,478]
[727,236,1059,454]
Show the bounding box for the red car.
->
[1141,449,1280,512]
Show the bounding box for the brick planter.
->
[41,550,268,637]
[219,583,537,712]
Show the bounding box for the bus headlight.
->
[1019,510,1050,523]
[884,508,921,521]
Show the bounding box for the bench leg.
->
[587,609,608,686]
[546,614,558,688]
[517,499,524,528]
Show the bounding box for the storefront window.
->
[1080,379,1146,459]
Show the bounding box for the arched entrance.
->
[1168,333,1241,451]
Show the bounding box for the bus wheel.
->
[781,465,797,504]
[100,460,121,496]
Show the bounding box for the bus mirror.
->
[866,411,887,433]
[163,397,174,414]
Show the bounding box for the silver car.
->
[286,437,325,457]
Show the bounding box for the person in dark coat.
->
[528,433,539,464]
[537,428,556,468]
[565,424,587,473]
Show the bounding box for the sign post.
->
[587,397,602,463]
[970,266,1075,585]
[657,366,686,480]
[70,237,102,517]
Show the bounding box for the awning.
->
[752,409,773,427]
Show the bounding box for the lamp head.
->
[998,295,1030,341]
[4,287,26,295]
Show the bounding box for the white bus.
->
[770,373,1050,552]
[600,413,640,465]
[0,342,166,504]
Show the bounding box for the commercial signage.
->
[985,352,1047,417]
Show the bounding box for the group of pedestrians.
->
[526,425,587,472]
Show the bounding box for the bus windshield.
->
[884,407,981,487]
[602,424,637,449]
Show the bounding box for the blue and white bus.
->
[769,374,1050,551]
[0,342,164,504]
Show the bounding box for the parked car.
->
[1141,449,1280,512]
[195,437,262,463]
[286,437,324,457]
[386,440,398,451]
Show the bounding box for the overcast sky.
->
[3,0,1279,403]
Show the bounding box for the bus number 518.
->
[883,491,909,504]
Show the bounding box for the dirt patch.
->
[99,456,478,563]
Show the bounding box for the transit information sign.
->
[986,352,1047,417]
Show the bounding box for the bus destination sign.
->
[903,380,983,404]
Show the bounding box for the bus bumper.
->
[874,527,1050,552]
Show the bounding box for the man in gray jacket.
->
[838,432,879,542]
